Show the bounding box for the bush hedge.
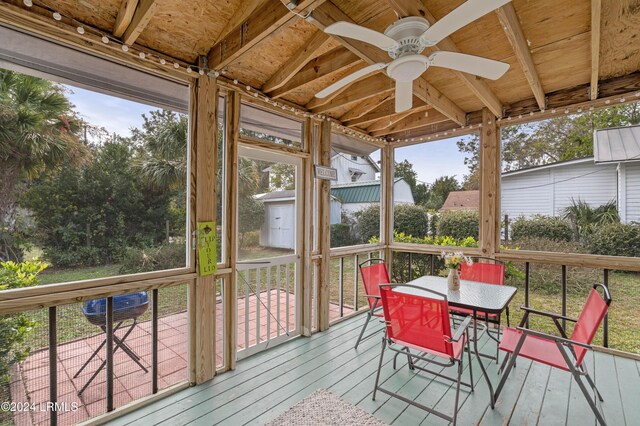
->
[353,205,380,243]
[436,210,479,240]
[119,243,186,274]
[589,223,640,258]
[511,215,573,242]
[330,223,358,248]
[393,204,429,238]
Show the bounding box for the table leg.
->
[474,309,495,408]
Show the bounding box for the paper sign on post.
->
[197,221,217,276]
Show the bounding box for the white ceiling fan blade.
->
[324,22,399,51]
[428,51,509,80]
[420,0,512,46]
[315,63,388,98]
[395,80,413,112]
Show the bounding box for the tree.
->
[0,70,84,260]
[455,134,480,190]
[426,175,460,210]
[394,159,431,204]
[267,163,296,190]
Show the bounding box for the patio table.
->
[402,275,517,408]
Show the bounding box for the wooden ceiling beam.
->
[113,0,138,38]
[308,0,466,125]
[366,105,424,132]
[309,74,394,113]
[207,0,325,71]
[496,3,546,110]
[342,96,396,124]
[371,109,450,137]
[340,92,394,121]
[262,31,331,93]
[215,0,264,44]
[590,0,602,100]
[387,0,503,118]
[121,0,159,46]
[269,47,361,98]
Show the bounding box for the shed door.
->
[270,205,294,249]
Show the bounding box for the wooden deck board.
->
[111,313,638,426]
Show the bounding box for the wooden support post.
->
[317,119,331,331]
[479,108,500,258]
[224,91,241,369]
[381,144,394,269]
[194,75,218,384]
[301,117,314,336]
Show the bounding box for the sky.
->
[64,83,159,138]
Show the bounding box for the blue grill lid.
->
[82,292,149,316]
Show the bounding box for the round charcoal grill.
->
[75,292,150,395]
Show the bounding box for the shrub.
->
[0,260,46,407]
[437,210,479,240]
[393,204,429,238]
[119,243,186,274]
[241,230,260,247]
[511,215,573,242]
[330,223,358,248]
[45,246,105,268]
[353,204,380,243]
[589,223,640,258]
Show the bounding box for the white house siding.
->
[625,162,640,223]
[501,169,553,217]
[501,161,618,219]
[331,155,377,183]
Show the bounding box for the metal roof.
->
[594,125,640,163]
[330,179,401,204]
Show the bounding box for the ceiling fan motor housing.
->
[384,17,430,58]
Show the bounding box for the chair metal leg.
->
[452,359,463,426]
[372,337,386,401]
[466,336,474,392]
[506,306,511,327]
[354,312,372,349]
[580,363,604,402]
[495,316,501,364]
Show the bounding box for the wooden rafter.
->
[262,31,331,93]
[207,0,325,71]
[371,108,449,137]
[121,0,158,46]
[215,0,264,44]
[269,47,360,98]
[590,0,602,100]
[309,0,466,125]
[113,0,138,37]
[496,3,546,110]
[341,96,395,124]
[308,73,393,113]
[387,0,503,117]
[366,101,428,132]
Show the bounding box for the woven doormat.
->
[266,389,387,426]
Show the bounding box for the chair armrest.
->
[516,327,592,349]
[520,306,577,322]
[451,316,473,342]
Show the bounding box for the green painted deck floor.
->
[111,313,640,426]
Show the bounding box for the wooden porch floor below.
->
[111,313,640,426]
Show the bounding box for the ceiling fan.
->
[315,0,512,113]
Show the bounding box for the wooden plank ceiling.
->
[12,0,640,141]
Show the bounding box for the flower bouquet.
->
[440,251,473,291]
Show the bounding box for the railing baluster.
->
[286,263,290,333]
[603,269,609,348]
[353,255,358,311]
[561,265,567,332]
[49,306,57,426]
[256,268,261,344]
[276,265,281,337]
[430,254,435,276]
[244,271,249,351]
[266,265,271,343]
[106,296,114,412]
[525,262,530,328]
[408,252,413,281]
[152,289,158,394]
[339,257,344,317]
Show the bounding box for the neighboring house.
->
[440,190,479,212]
[259,154,414,249]
[501,125,640,223]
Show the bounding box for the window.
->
[239,103,303,149]
[351,155,358,161]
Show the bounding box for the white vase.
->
[447,268,460,291]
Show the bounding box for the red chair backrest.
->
[379,285,454,357]
[359,262,390,310]
[459,262,505,285]
[571,288,610,366]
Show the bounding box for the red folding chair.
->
[495,284,611,425]
[453,257,508,361]
[354,259,390,349]
[373,284,474,425]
